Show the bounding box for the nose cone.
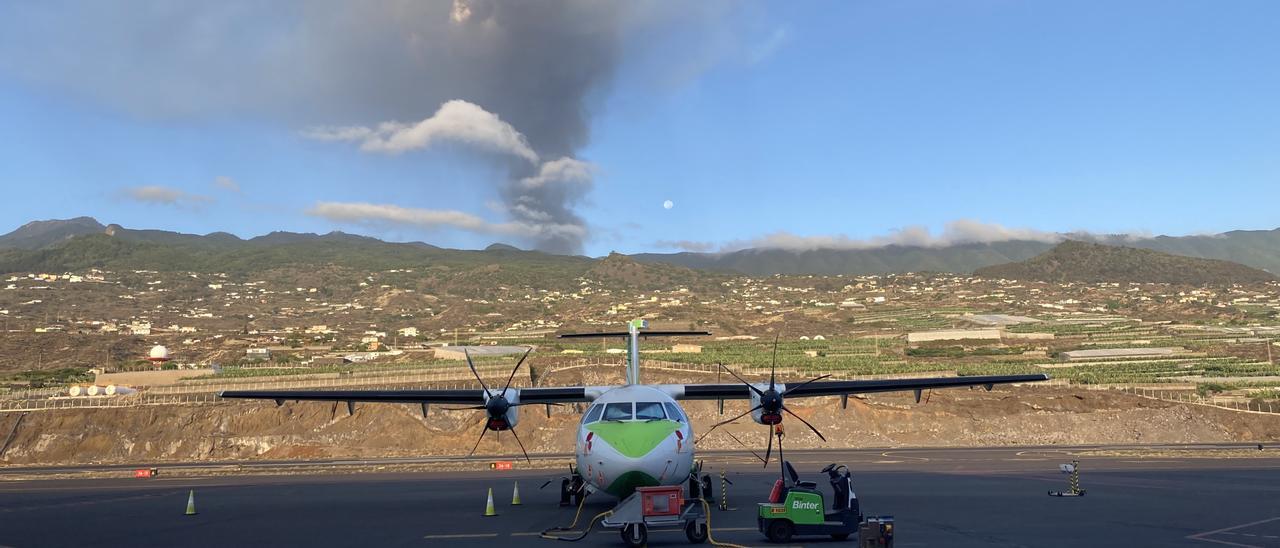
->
[585,420,680,459]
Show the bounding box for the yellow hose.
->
[697,498,751,548]
[543,485,589,533]
[540,509,612,541]
[541,489,602,540]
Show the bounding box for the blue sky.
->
[1,1,1277,256]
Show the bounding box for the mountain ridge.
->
[973,240,1276,284]
[4,217,1280,277]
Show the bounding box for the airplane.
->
[219,319,1049,500]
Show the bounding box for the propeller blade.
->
[501,348,532,394]
[718,364,765,396]
[464,349,491,397]
[468,420,489,457]
[781,405,827,442]
[769,334,780,390]
[763,427,774,468]
[782,373,832,396]
[695,404,761,444]
[511,402,564,407]
[442,405,488,410]
[508,427,532,463]
[722,430,766,464]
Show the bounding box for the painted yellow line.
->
[422,533,499,539]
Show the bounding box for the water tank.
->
[68,385,85,397]
[105,385,137,396]
[86,385,104,396]
[148,345,170,361]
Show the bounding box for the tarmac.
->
[3,445,1280,547]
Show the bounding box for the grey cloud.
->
[655,240,717,253]
[213,176,240,192]
[121,185,213,208]
[0,0,745,253]
[306,201,586,243]
[720,220,1064,252]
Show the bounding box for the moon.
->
[663,200,674,210]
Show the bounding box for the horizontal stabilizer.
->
[558,330,710,339]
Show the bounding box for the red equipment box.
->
[637,486,684,517]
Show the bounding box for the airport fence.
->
[1119,386,1280,416]
[7,357,1274,415]
[0,363,529,401]
[0,381,506,413]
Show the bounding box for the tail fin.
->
[557,321,710,385]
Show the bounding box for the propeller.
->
[696,335,831,467]
[462,347,537,462]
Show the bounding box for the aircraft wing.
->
[675,373,1050,400]
[218,386,591,405]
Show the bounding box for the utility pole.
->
[1267,339,1274,365]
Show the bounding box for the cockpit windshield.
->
[582,403,604,424]
[602,402,633,421]
[663,402,686,423]
[635,402,666,421]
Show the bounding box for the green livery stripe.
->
[586,420,680,458]
[604,470,660,497]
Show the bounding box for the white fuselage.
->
[574,385,696,497]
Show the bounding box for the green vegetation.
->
[1,367,94,388]
[974,240,1276,284]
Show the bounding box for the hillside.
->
[0,217,106,249]
[5,218,1280,277]
[634,240,1055,276]
[631,229,1280,276]
[0,227,592,277]
[974,240,1278,284]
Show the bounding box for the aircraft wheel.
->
[621,523,648,548]
[766,519,794,543]
[685,520,708,544]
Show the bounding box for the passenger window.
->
[583,404,604,424]
[636,402,666,421]
[663,403,686,423]
[603,402,633,421]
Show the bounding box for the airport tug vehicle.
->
[757,461,894,545]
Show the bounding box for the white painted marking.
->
[1187,516,1280,547]
[423,533,499,539]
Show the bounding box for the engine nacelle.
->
[750,383,786,425]
[483,388,520,430]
